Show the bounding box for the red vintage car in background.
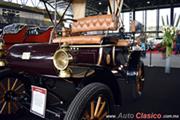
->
[1,23,53,48]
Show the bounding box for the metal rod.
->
[46,109,61,118]
[113,0,115,14]
[116,0,123,16]
[43,0,55,26]
[145,10,147,32]
[54,0,57,27]
[108,0,112,14]
[149,46,153,67]
[150,48,152,66]
[156,9,160,37]
[170,6,174,26]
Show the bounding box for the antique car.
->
[1,23,53,48]
[0,0,144,119]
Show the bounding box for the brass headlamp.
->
[53,46,73,78]
[0,39,6,67]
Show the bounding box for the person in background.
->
[118,27,125,39]
[139,32,147,57]
[175,30,180,54]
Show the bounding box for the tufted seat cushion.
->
[53,14,118,45]
[71,14,118,33]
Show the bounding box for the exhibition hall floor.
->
[120,67,180,116]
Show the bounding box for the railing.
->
[0,15,52,28]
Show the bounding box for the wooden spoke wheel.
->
[82,96,108,120]
[0,77,25,115]
[64,83,114,120]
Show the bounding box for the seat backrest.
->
[71,14,118,34]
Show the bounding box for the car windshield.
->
[3,23,26,34]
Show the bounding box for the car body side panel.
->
[6,43,115,76]
[6,43,58,75]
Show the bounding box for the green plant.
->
[162,25,176,56]
[161,15,180,57]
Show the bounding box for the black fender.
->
[73,65,122,106]
[0,68,11,79]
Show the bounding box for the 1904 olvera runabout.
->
[0,0,144,119]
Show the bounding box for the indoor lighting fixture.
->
[98,2,102,5]
[147,1,150,4]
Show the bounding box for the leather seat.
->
[53,35,104,44]
[71,14,118,33]
[116,39,129,47]
[53,14,119,45]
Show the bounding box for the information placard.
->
[22,52,31,60]
[30,85,47,118]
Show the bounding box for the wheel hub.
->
[4,90,17,102]
[0,77,25,114]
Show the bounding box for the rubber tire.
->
[64,82,114,120]
[131,61,145,100]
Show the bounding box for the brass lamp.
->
[0,40,6,67]
[53,48,73,78]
